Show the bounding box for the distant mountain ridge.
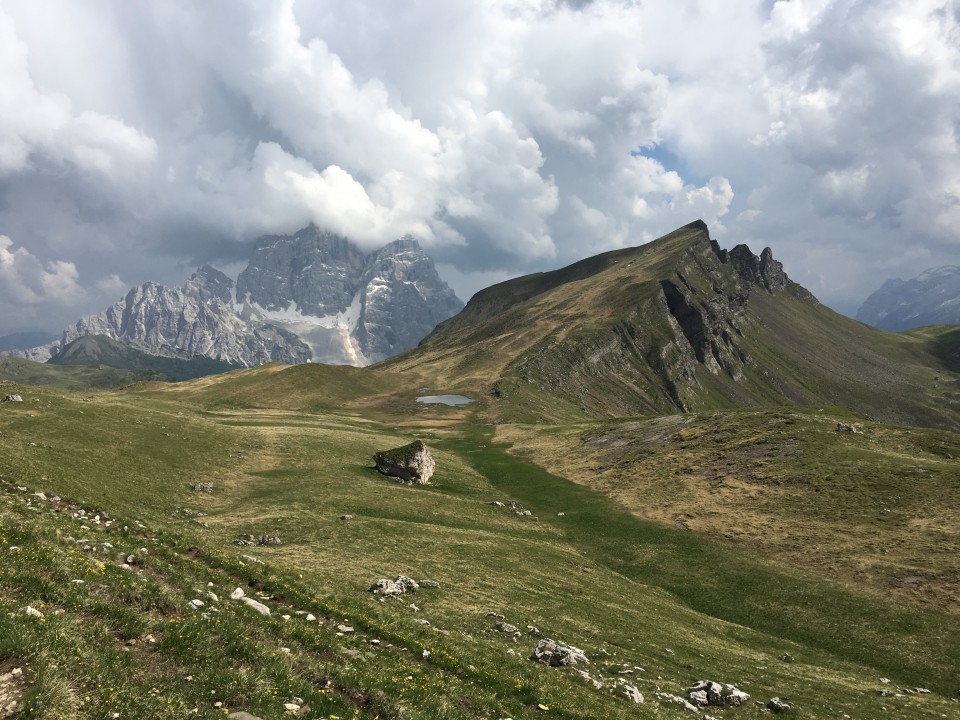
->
[857,266,960,330]
[6,226,463,368]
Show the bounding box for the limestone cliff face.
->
[237,227,367,317]
[8,227,463,368]
[356,239,465,361]
[237,227,463,364]
[48,266,311,366]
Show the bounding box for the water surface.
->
[416,394,472,406]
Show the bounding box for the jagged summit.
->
[236,226,463,364]
[857,265,960,330]
[6,226,463,368]
[388,221,956,429]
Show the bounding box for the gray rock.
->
[257,535,282,546]
[572,668,603,690]
[619,683,644,703]
[836,422,863,433]
[227,713,266,720]
[339,514,353,521]
[191,482,214,492]
[373,440,435,484]
[687,680,750,707]
[369,576,420,596]
[242,597,271,616]
[529,638,588,667]
[768,697,792,713]
[494,621,519,634]
[3,394,23,403]
[655,692,698,713]
[419,579,440,588]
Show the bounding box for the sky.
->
[0,0,958,335]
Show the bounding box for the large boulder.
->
[687,680,750,707]
[373,440,435,484]
[529,638,588,667]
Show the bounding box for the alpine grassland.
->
[1,225,958,719]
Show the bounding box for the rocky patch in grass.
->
[0,659,28,719]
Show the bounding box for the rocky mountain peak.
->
[857,265,960,330]
[185,265,234,304]
[712,241,789,294]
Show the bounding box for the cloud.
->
[0,235,84,306]
[0,0,957,331]
[0,9,156,178]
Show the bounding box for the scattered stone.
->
[191,482,214,492]
[655,692,698,713]
[283,703,300,714]
[495,621,519,634]
[373,440,436,484]
[687,680,750,707]
[490,501,505,507]
[916,688,931,694]
[836,422,863,433]
[3,394,23,403]
[242,597,271,616]
[487,612,506,620]
[620,684,644,703]
[781,653,794,663]
[529,638,588,667]
[526,625,541,636]
[415,619,431,626]
[230,587,245,600]
[240,554,264,565]
[206,591,219,602]
[339,514,353,521]
[234,534,256,546]
[188,599,205,610]
[305,613,316,622]
[257,535,282,546]
[879,678,890,684]
[227,714,265,720]
[572,668,603,690]
[337,624,354,633]
[768,697,792,713]
[369,576,419,596]
[20,606,44,619]
[419,579,440,588]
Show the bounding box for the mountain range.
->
[7,225,462,367]
[2,220,959,719]
[857,265,960,330]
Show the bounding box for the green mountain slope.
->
[1,383,957,719]
[2,222,959,719]
[385,221,960,428]
[50,335,240,381]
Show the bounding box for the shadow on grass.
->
[441,425,960,695]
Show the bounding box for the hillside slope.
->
[384,221,960,429]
